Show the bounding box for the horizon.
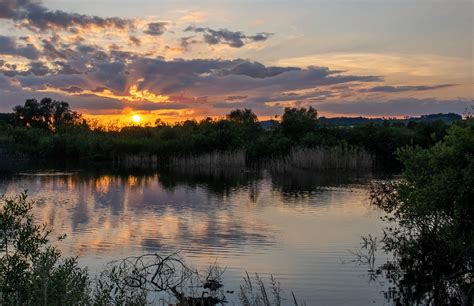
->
[0,0,472,125]
[1,97,465,129]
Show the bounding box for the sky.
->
[0,0,472,124]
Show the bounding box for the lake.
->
[0,165,392,305]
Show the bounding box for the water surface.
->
[0,166,391,305]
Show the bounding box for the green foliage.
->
[370,119,474,305]
[0,192,90,305]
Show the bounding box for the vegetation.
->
[12,98,84,131]
[0,97,463,169]
[368,118,474,305]
[0,192,90,305]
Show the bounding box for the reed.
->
[115,151,246,174]
[169,150,246,170]
[267,146,373,171]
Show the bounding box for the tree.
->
[13,98,82,131]
[226,109,261,142]
[280,107,318,141]
[370,119,474,305]
[227,108,258,125]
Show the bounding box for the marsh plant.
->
[239,272,305,306]
[267,145,373,171]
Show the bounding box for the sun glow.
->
[131,114,142,123]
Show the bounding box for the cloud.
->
[41,38,69,59]
[0,0,133,31]
[144,22,168,36]
[313,98,472,116]
[1,52,382,115]
[0,60,55,77]
[130,58,380,99]
[27,61,51,76]
[0,35,40,59]
[59,86,84,93]
[53,61,82,75]
[225,95,248,101]
[184,26,272,48]
[129,36,141,47]
[361,84,456,93]
[178,36,198,51]
[217,61,300,78]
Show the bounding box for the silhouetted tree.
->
[281,107,318,141]
[13,98,82,131]
[227,108,258,124]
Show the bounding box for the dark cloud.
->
[53,61,82,75]
[225,95,248,101]
[41,38,70,59]
[61,93,188,111]
[75,44,108,60]
[0,35,40,59]
[221,89,336,109]
[59,86,84,93]
[129,36,141,47]
[0,0,133,31]
[217,61,300,78]
[144,22,168,36]
[167,95,208,104]
[314,98,472,116]
[361,84,456,93]
[28,61,50,76]
[0,67,24,77]
[212,101,281,114]
[90,61,128,93]
[184,26,272,48]
[178,36,198,51]
[0,60,54,77]
[76,44,97,54]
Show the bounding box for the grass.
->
[239,272,306,306]
[267,145,373,171]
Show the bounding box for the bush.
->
[369,119,474,305]
[0,192,90,305]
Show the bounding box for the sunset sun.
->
[131,114,141,123]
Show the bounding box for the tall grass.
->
[267,146,373,171]
[116,151,246,172]
[170,151,246,169]
[239,272,306,306]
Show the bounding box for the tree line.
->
[0,97,464,167]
